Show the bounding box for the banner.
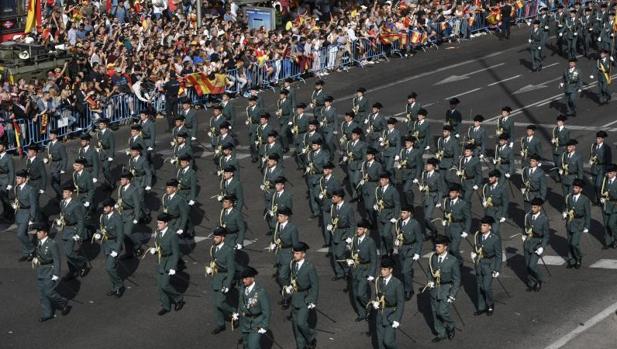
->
[184,73,226,96]
[13,120,22,157]
[24,0,38,33]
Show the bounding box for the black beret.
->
[387,117,398,125]
[357,220,371,229]
[607,164,617,172]
[166,179,179,187]
[311,138,323,145]
[296,103,307,109]
[323,162,335,169]
[443,125,453,132]
[408,92,417,99]
[219,122,231,129]
[80,133,92,141]
[566,140,578,146]
[130,124,142,131]
[449,183,462,192]
[488,169,501,177]
[175,115,186,121]
[530,198,544,206]
[277,206,292,216]
[74,158,87,165]
[527,125,537,131]
[357,87,367,93]
[418,108,428,116]
[556,115,567,122]
[324,96,334,103]
[292,241,309,252]
[98,118,110,124]
[401,205,414,213]
[502,106,512,112]
[120,171,133,179]
[212,226,228,236]
[268,130,279,138]
[157,213,172,222]
[274,176,287,184]
[130,144,143,151]
[380,257,395,269]
[268,154,280,161]
[372,102,383,109]
[177,131,189,138]
[379,172,391,179]
[101,197,116,207]
[498,133,509,140]
[434,235,450,245]
[481,216,495,224]
[528,154,541,161]
[449,97,460,105]
[426,158,439,166]
[473,114,484,122]
[222,194,237,202]
[352,127,363,135]
[28,144,40,151]
[572,178,585,188]
[597,131,608,138]
[62,182,75,191]
[223,165,236,172]
[366,147,378,155]
[179,154,193,161]
[331,188,345,197]
[240,267,258,278]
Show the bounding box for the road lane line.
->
[487,75,521,86]
[544,62,559,69]
[444,88,483,100]
[543,301,617,349]
[602,119,617,128]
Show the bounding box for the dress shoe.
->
[158,308,170,316]
[474,309,487,316]
[487,307,494,316]
[602,245,610,250]
[17,255,29,262]
[447,327,455,340]
[575,262,582,269]
[63,271,78,281]
[211,326,225,334]
[432,336,445,343]
[174,300,186,311]
[534,282,542,292]
[106,290,117,296]
[39,315,55,322]
[405,291,414,301]
[306,339,317,349]
[612,242,617,249]
[355,315,367,322]
[26,254,34,262]
[116,287,126,298]
[322,244,329,248]
[331,276,344,281]
[566,262,574,269]
[80,265,92,277]
[61,305,72,316]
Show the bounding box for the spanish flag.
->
[13,120,23,157]
[184,73,227,96]
[24,0,40,33]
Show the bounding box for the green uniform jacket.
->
[562,68,582,93]
[346,140,367,171]
[129,155,153,188]
[565,193,591,232]
[155,228,180,274]
[101,211,124,254]
[331,202,355,243]
[496,116,514,139]
[429,252,461,300]
[458,156,482,187]
[603,178,617,214]
[77,145,100,177]
[351,235,378,277]
[139,119,156,149]
[483,182,509,220]
[290,260,319,308]
[221,101,235,125]
[97,128,115,160]
[270,190,293,215]
[118,184,142,222]
[444,198,472,233]
[220,207,246,245]
[405,101,421,122]
[376,185,401,222]
[522,135,542,160]
[35,237,62,279]
[474,231,502,273]
[523,212,550,252]
[558,151,584,185]
[238,282,271,332]
[591,143,612,176]
[398,147,423,180]
[73,170,94,205]
[353,96,370,120]
[209,243,236,291]
[410,120,430,150]
[396,217,423,256]
[466,126,487,155]
[380,129,401,157]
[522,167,547,201]
[375,276,405,325]
[436,137,459,170]
[0,152,15,187]
[177,167,198,203]
[26,155,47,192]
[61,198,86,239]
[552,126,570,156]
[47,140,67,172]
[15,183,38,223]
[162,193,189,232]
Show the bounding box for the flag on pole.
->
[12,120,23,157]
[24,0,38,33]
[184,73,227,96]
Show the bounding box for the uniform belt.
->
[384,304,398,308]
[243,312,261,318]
[52,159,62,162]
[451,219,464,223]
[402,242,415,246]
[185,125,193,129]
[39,261,53,265]
[281,244,292,249]
[160,253,172,257]
[439,281,453,285]
[296,287,310,292]
[65,223,77,227]
[443,156,454,159]
[85,164,93,168]
[499,161,510,164]
[19,206,31,209]
[217,268,228,273]
[0,171,7,174]
[30,176,41,180]
[481,255,496,259]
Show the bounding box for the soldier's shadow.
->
[56,279,82,300]
[170,270,192,294]
[415,290,435,335]
[518,58,533,71]
[582,89,600,104]
[81,240,102,260]
[546,188,565,213]
[548,100,567,115]
[460,266,478,310]
[548,228,570,260]
[260,330,275,349]
[505,247,528,286]
[587,218,605,247]
[118,258,140,279]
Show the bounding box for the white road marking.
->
[589,259,617,269]
[435,63,506,85]
[601,119,617,128]
[487,74,521,86]
[543,301,617,349]
[540,255,566,266]
[544,62,560,69]
[444,88,483,100]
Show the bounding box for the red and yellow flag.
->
[184,73,227,96]
[13,120,23,157]
[24,0,40,33]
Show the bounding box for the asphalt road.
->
[2,25,617,349]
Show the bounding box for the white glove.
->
[364,119,369,124]
[559,82,564,88]
[231,312,239,321]
[394,155,400,161]
[598,37,602,42]
[389,218,397,223]
[6,185,12,190]
[505,173,511,178]
[482,200,488,208]
[147,147,153,151]
[447,296,455,303]
[236,243,243,250]
[590,75,595,79]
[345,237,353,244]
[188,200,195,206]
[28,220,33,225]
[176,230,184,235]
[318,193,324,200]
[392,321,400,329]
[372,301,380,309]
[38,189,44,194]
[612,56,615,62]
[245,120,250,126]
[72,235,80,241]
[562,212,567,219]
[492,159,497,165]
[149,247,157,255]
[499,217,506,223]
[51,275,59,281]
[367,276,375,282]
[558,32,563,37]
[84,201,90,207]
[346,259,355,266]
[205,266,213,275]
[92,178,98,183]
[259,185,265,191]
[471,252,477,260]
[221,287,229,294]
[342,156,348,162]
[207,132,213,138]
[217,195,223,202]
[522,235,527,242]
[461,232,468,239]
[528,39,532,43]
[412,178,419,184]
[258,328,267,334]
[326,224,333,231]
[110,251,118,258]
[287,121,293,126]
[168,269,176,276]
[425,146,430,151]
[133,219,138,224]
[435,203,441,208]
[268,243,276,251]
[145,186,151,191]
[283,285,293,294]
[108,157,113,162]
[373,204,379,211]
[93,233,101,240]
[583,228,589,233]
[601,198,607,204]
[479,154,484,159]
[538,46,542,50]
[307,303,316,309]
[492,271,499,278]
[43,158,49,164]
[412,254,420,261]
[60,170,65,174]
[473,185,479,191]
[427,281,435,288]
[535,247,543,255]
[442,220,447,227]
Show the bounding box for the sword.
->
[450,301,465,327]
[313,307,337,323]
[539,255,552,277]
[263,331,284,349]
[495,277,511,298]
[416,259,430,281]
[397,327,418,343]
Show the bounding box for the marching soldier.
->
[253,114,272,166]
[162,179,190,237]
[150,213,185,316]
[365,103,386,148]
[427,235,461,343]
[347,220,377,322]
[317,163,341,248]
[180,97,198,141]
[580,7,593,58]
[221,93,235,129]
[291,103,309,169]
[139,110,156,164]
[590,131,612,204]
[441,184,471,266]
[45,129,67,200]
[282,78,297,107]
[128,125,146,155]
[394,136,423,205]
[563,179,591,269]
[32,223,71,322]
[204,226,237,334]
[232,266,271,349]
[0,141,15,220]
[380,118,401,174]
[594,49,612,105]
[445,98,462,138]
[246,96,263,163]
[472,217,502,316]
[436,125,459,187]
[404,92,421,127]
[128,144,153,203]
[410,108,430,152]
[537,7,551,50]
[219,166,245,210]
[177,155,198,207]
[310,80,326,119]
[421,158,446,240]
[560,58,582,116]
[375,173,401,255]
[262,154,283,213]
[249,87,265,111]
[260,131,284,170]
[219,194,246,249]
[601,165,617,249]
[284,242,319,349]
[522,155,547,212]
[352,87,370,121]
[25,144,47,197]
[394,206,423,301]
[554,5,566,49]
[58,183,90,280]
[482,170,509,236]
[521,125,542,168]
[558,140,584,197]
[217,143,238,178]
[342,127,366,201]
[560,9,579,59]
[529,20,544,71]
[328,189,355,280]
[339,112,360,155]
[457,144,482,205]
[370,257,404,349]
[269,207,299,308]
[208,105,226,148]
[213,122,236,165]
[77,134,100,180]
[277,89,293,153]
[72,158,95,216]
[172,131,193,168]
[14,169,38,261]
[320,96,338,159]
[117,172,144,258]
[172,115,189,145]
[495,106,514,142]
[465,115,487,157]
[522,198,550,292]
[96,118,115,188]
[551,115,570,182]
[592,4,609,44]
[306,139,330,218]
[266,177,293,236]
[95,198,125,297]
